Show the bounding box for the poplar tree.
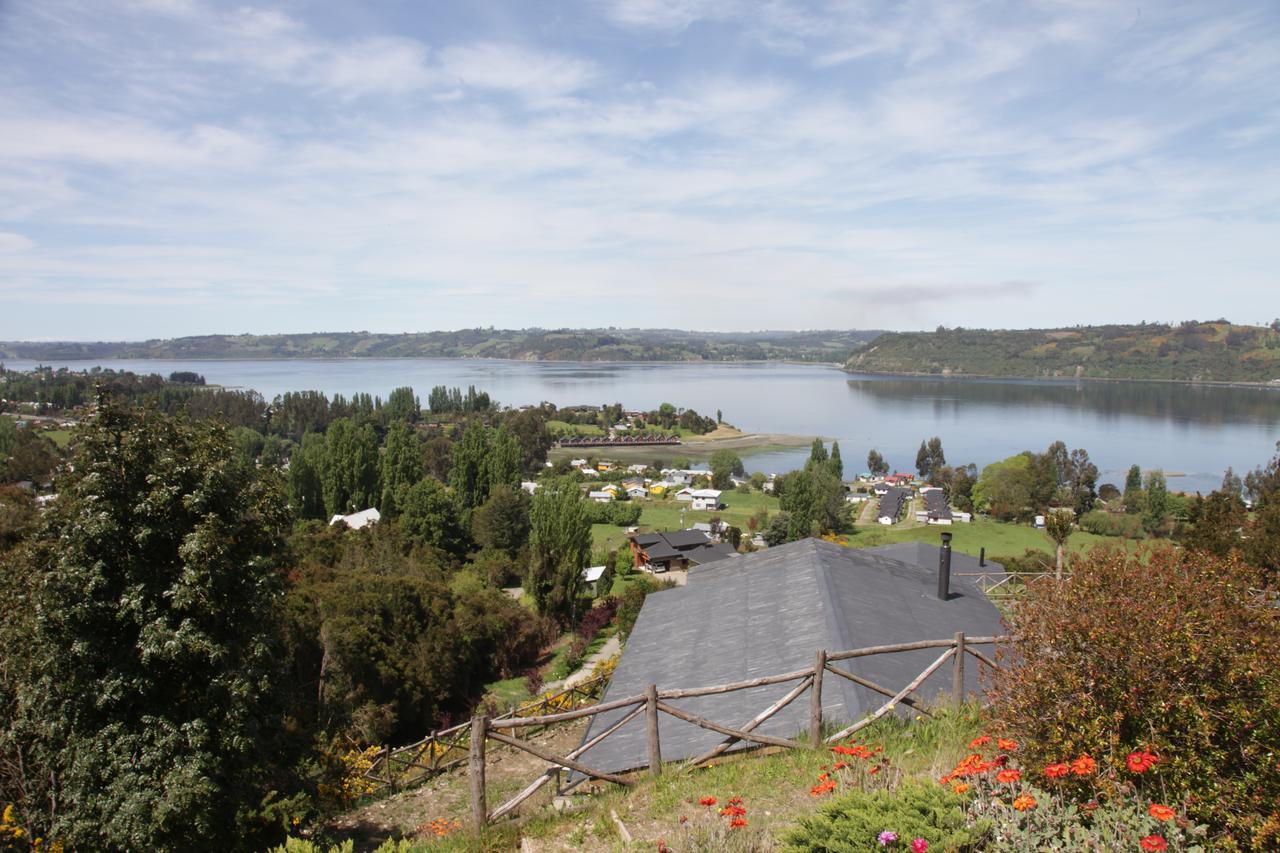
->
[527,480,591,624]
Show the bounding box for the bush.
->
[991,549,1053,574]
[987,547,1280,848]
[783,781,982,851]
[615,575,677,640]
[576,596,619,640]
[1078,509,1146,538]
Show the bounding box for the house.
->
[844,493,870,504]
[690,488,723,511]
[588,490,614,503]
[649,480,676,497]
[673,487,695,502]
[570,458,589,468]
[582,564,607,595]
[918,487,953,525]
[597,460,616,472]
[520,481,540,495]
[329,507,381,530]
[574,537,1005,774]
[877,487,909,525]
[629,530,738,573]
[884,472,915,487]
[626,486,649,500]
[873,483,890,496]
[627,464,649,475]
[664,469,693,485]
[600,483,622,496]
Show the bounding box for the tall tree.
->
[1067,448,1099,516]
[527,480,591,624]
[380,420,424,515]
[383,386,420,423]
[471,484,531,556]
[1143,470,1169,535]
[709,449,744,489]
[808,438,828,467]
[486,424,524,492]
[7,404,289,850]
[1123,464,1144,513]
[827,440,844,479]
[1044,509,1074,578]
[287,432,327,519]
[322,418,380,515]
[449,419,491,512]
[503,409,553,474]
[398,477,467,555]
[867,448,889,477]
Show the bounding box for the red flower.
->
[1012,794,1037,811]
[729,817,748,829]
[698,796,717,807]
[809,780,837,797]
[1140,835,1168,852]
[1043,763,1069,779]
[833,761,849,770]
[1128,751,1159,773]
[969,735,991,748]
[995,769,1022,784]
[1148,804,1176,821]
[727,796,744,806]
[1070,755,1097,776]
[997,738,1018,751]
[720,805,747,817]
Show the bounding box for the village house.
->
[628,529,738,573]
[588,490,614,503]
[877,487,910,525]
[329,507,381,530]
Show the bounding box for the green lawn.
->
[42,429,72,449]
[847,515,1138,560]
[591,490,781,553]
[546,420,605,436]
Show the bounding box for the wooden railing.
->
[468,633,1008,827]
[359,674,610,797]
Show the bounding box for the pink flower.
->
[911,840,929,853]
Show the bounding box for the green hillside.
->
[847,320,1280,383]
[0,328,881,364]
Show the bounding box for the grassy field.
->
[848,514,1139,559]
[41,428,72,449]
[591,490,781,553]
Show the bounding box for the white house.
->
[329,508,381,530]
[570,458,589,468]
[674,487,695,502]
[520,480,540,494]
[588,490,614,503]
[690,488,723,511]
[582,564,607,594]
[626,486,649,499]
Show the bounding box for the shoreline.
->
[844,367,1280,391]
[548,430,818,462]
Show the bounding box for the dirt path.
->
[329,719,591,849]
[551,635,621,692]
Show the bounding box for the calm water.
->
[6,358,1278,493]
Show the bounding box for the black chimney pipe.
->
[938,532,953,601]
[979,546,986,568]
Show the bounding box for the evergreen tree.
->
[471,484,531,555]
[827,441,843,479]
[398,477,467,555]
[486,424,524,492]
[1143,470,1169,535]
[384,386,419,423]
[8,403,289,850]
[527,480,591,624]
[322,418,380,515]
[867,448,889,477]
[380,420,423,515]
[808,438,828,467]
[449,419,491,512]
[287,431,327,519]
[1123,464,1144,513]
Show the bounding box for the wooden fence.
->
[358,674,610,797]
[468,633,1008,827]
[954,571,1060,598]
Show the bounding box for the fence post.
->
[469,715,488,830]
[810,649,826,747]
[952,632,966,708]
[645,683,662,776]
[384,744,396,795]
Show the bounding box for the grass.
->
[547,420,605,436]
[476,705,984,851]
[41,428,72,449]
[590,490,782,553]
[846,515,1141,560]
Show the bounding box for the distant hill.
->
[845,321,1280,383]
[0,328,882,364]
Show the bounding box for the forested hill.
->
[845,321,1280,383]
[0,328,881,363]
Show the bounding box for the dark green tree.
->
[503,409,553,474]
[380,420,424,515]
[486,424,524,492]
[449,419,491,512]
[1143,470,1169,535]
[287,431,327,519]
[808,438,828,467]
[384,386,419,423]
[827,440,844,480]
[398,477,467,555]
[867,448,889,477]
[322,418,380,515]
[709,448,744,490]
[471,484,531,556]
[527,480,591,624]
[1123,464,1144,513]
[8,404,289,850]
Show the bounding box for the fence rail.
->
[470,633,1009,828]
[954,571,1061,597]
[358,673,610,797]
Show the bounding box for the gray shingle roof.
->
[574,538,1005,775]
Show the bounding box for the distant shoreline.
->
[844,368,1280,391]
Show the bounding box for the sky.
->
[0,0,1278,340]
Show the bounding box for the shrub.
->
[783,781,983,852]
[576,596,620,640]
[987,547,1280,849]
[991,549,1053,574]
[1078,509,1146,538]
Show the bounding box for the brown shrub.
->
[987,546,1280,850]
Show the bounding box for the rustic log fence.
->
[469,633,1009,829]
[357,673,610,798]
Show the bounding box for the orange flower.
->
[1128,750,1159,773]
[1148,804,1176,821]
[868,765,881,775]
[995,769,1022,784]
[969,735,991,748]
[809,780,837,797]
[1070,755,1097,776]
[1012,794,1037,811]
[698,796,717,807]
[997,738,1018,751]
[729,817,748,829]
[952,782,970,794]
[727,796,744,806]
[1140,836,1168,852]
[720,805,747,817]
[1043,763,1069,779]
[833,761,849,770]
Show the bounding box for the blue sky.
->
[1,0,1277,339]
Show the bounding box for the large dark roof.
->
[575,538,1005,774]
[878,486,909,519]
[663,529,713,549]
[633,529,736,566]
